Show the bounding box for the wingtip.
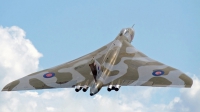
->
[1,88,7,91]
[1,86,9,91]
[180,73,193,88]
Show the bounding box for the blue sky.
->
[0,1,200,111]
[0,0,200,73]
[1,1,200,73]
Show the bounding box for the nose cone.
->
[122,28,134,42]
[129,28,135,40]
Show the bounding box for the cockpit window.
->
[119,29,128,36]
[119,28,133,42]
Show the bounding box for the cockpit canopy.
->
[119,28,134,43]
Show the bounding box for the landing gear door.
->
[89,59,102,82]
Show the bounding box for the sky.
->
[0,1,200,112]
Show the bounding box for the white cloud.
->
[0,26,200,112]
[148,75,200,112]
[181,75,200,97]
[24,91,39,98]
[0,26,42,86]
[46,107,55,111]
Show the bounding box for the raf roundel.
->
[43,73,55,78]
[152,70,165,76]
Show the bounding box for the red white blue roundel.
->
[152,70,164,76]
[43,73,55,78]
